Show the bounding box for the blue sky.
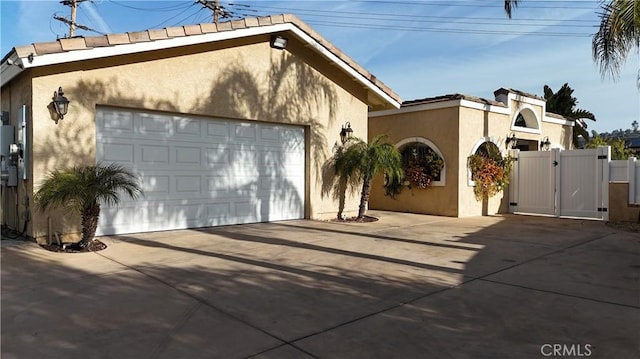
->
[1,0,638,134]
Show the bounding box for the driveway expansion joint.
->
[94,251,293,348]
[476,278,640,309]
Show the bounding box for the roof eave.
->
[1,17,400,109]
[1,50,25,87]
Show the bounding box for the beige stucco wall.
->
[368,97,572,218]
[368,107,460,216]
[609,183,640,223]
[456,106,511,217]
[0,73,33,234]
[3,34,375,241]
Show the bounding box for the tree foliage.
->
[543,83,596,148]
[334,135,403,219]
[503,0,519,19]
[592,0,640,81]
[505,1,639,83]
[586,134,634,160]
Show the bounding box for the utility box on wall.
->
[17,105,28,180]
[0,125,13,160]
[1,124,16,186]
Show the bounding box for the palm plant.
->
[592,0,639,81]
[35,163,143,247]
[543,83,596,148]
[506,1,639,82]
[504,0,519,18]
[335,134,403,220]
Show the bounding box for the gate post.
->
[552,148,561,217]
[598,146,611,221]
[628,157,637,205]
[508,149,520,214]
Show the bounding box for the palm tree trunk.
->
[357,176,372,219]
[337,176,348,220]
[79,203,101,247]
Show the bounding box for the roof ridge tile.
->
[3,14,400,105]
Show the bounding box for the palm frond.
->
[592,0,640,80]
[35,163,143,213]
[504,0,519,19]
[334,134,403,193]
[573,109,596,122]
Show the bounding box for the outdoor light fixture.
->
[540,136,551,151]
[270,35,288,50]
[340,122,353,144]
[52,87,70,123]
[505,133,517,149]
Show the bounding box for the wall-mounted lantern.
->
[539,136,551,151]
[340,122,353,144]
[51,87,70,123]
[505,133,517,149]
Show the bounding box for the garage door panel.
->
[175,175,202,194]
[232,124,257,141]
[99,110,134,134]
[140,145,170,164]
[97,108,305,236]
[175,146,202,165]
[174,117,202,136]
[206,121,230,138]
[141,175,171,199]
[137,113,173,135]
[205,175,234,198]
[259,126,281,141]
[205,148,230,167]
[234,201,259,222]
[206,202,232,218]
[101,142,135,163]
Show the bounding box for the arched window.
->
[467,139,512,198]
[475,141,502,159]
[512,107,541,133]
[468,137,502,186]
[514,113,527,127]
[396,137,446,187]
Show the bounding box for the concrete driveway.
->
[2,211,639,358]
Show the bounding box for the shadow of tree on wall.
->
[200,53,335,175]
[34,77,182,171]
[320,143,358,219]
[196,52,340,223]
[32,78,185,238]
[35,48,346,236]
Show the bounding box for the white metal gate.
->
[509,147,610,220]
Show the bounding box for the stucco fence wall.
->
[609,183,640,223]
[609,159,640,223]
[3,36,373,241]
[368,107,461,216]
[368,102,570,218]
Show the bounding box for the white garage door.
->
[96,108,305,236]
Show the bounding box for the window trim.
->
[511,106,542,134]
[396,137,446,187]
[468,137,503,187]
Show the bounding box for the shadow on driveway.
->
[2,213,638,358]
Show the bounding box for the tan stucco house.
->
[368,89,574,217]
[0,14,400,242]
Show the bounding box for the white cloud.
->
[83,1,112,34]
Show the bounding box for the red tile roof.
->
[4,14,400,106]
[403,93,506,108]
